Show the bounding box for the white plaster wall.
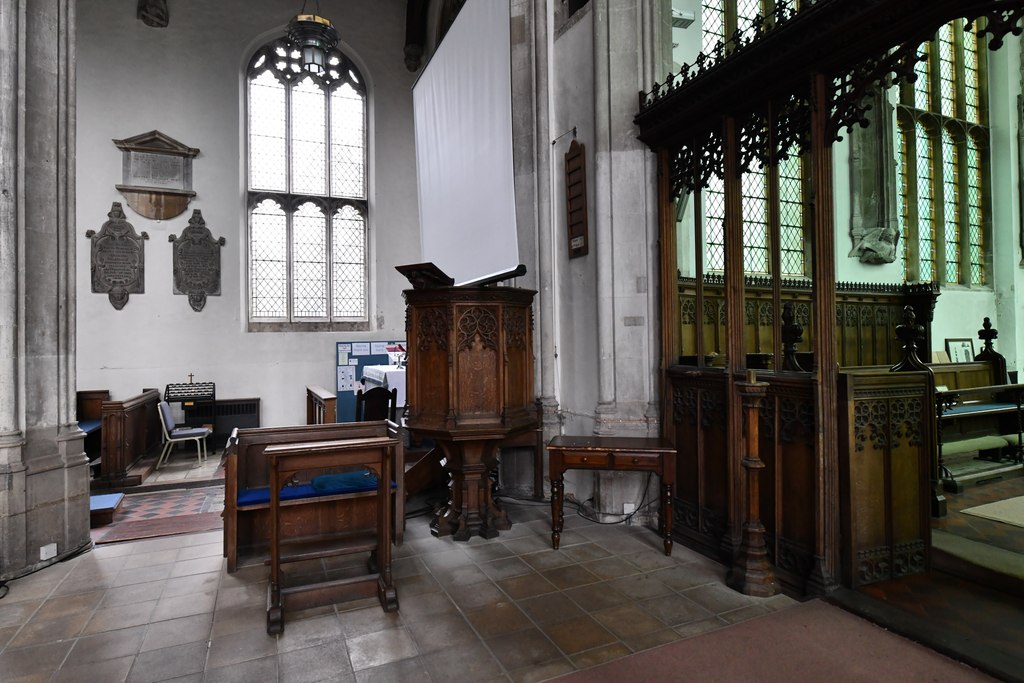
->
[986,36,1023,374]
[75,0,420,427]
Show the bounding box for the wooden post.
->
[807,72,840,594]
[727,371,776,596]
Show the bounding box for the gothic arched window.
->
[246,38,368,328]
[897,20,989,286]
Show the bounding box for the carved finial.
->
[890,305,928,373]
[977,316,998,353]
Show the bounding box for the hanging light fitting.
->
[286,1,339,77]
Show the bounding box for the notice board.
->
[335,340,405,423]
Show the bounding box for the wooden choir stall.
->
[633,1,1018,595]
[398,263,537,541]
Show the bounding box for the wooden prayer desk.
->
[547,435,676,556]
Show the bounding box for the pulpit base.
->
[427,437,512,541]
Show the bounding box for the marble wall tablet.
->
[113,130,199,220]
[168,209,225,312]
[85,202,149,310]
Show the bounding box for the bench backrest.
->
[227,421,392,490]
[931,360,1003,393]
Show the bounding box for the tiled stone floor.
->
[0,501,797,683]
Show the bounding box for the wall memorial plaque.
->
[168,209,225,312]
[113,130,199,220]
[85,202,149,310]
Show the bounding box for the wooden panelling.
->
[838,369,933,588]
[678,278,939,369]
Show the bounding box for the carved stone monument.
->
[168,209,225,312]
[113,130,198,220]
[85,202,149,310]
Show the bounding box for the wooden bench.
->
[932,352,1024,492]
[91,388,163,490]
[223,420,405,572]
[77,390,109,475]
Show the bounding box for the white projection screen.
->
[412,0,519,286]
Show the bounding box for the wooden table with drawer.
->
[547,435,676,556]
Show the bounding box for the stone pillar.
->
[0,0,89,581]
[592,0,617,431]
[592,0,658,437]
[0,0,29,580]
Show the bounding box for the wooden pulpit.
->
[399,263,537,541]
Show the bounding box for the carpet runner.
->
[960,495,1024,528]
[93,511,223,544]
[92,485,224,543]
[553,600,996,682]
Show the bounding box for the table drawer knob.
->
[632,457,639,464]
[581,456,588,462]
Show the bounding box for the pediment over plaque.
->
[113,130,199,220]
[168,209,225,312]
[85,202,149,310]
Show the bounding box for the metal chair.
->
[355,387,398,422]
[155,400,212,469]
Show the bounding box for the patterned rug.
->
[93,512,223,544]
[961,495,1024,528]
[92,486,224,544]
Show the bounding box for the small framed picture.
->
[945,338,976,363]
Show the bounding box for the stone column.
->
[592,0,658,437]
[0,0,29,580]
[592,0,617,431]
[0,0,88,581]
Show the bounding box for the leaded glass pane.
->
[778,153,805,277]
[332,205,367,318]
[736,0,761,43]
[914,43,931,111]
[896,124,909,282]
[250,199,287,318]
[331,83,366,199]
[704,174,726,271]
[916,123,935,281]
[248,70,286,192]
[291,76,327,195]
[741,165,768,273]
[941,129,960,283]
[964,24,980,123]
[967,139,984,284]
[701,0,725,54]
[291,202,327,317]
[938,24,955,119]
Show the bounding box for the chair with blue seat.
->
[155,400,212,469]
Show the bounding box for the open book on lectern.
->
[396,263,527,290]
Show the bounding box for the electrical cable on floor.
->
[570,471,654,525]
[0,581,8,600]
[497,472,655,525]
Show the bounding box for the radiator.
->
[184,397,261,445]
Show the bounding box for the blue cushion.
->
[236,469,394,507]
[90,493,124,511]
[311,469,378,493]
[944,402,1017,416]
[171,427,209,438]
[79,419,101,434]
